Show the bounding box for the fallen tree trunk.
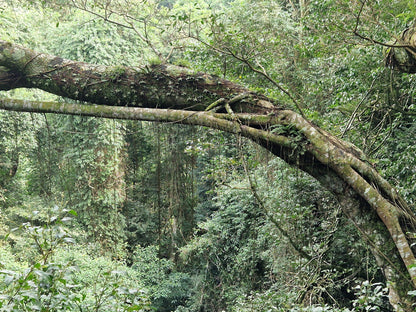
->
[0,40,415,310]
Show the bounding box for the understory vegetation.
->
[1,0,416,311]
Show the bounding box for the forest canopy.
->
[1,1,416,311]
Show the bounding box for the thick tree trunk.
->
[1,41,416,310]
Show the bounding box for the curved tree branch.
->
[0,41,415,309]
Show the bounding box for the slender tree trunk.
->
[0,40,416,310]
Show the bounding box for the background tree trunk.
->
[385,22,416,73]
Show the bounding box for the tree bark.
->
[385,23,416,73]
[1,40,416,310]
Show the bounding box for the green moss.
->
[148,57,162,66]
[173,58,191,68]
[103,65,127,82]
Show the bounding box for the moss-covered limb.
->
[288,106,414,225]
[272,109,403,213]
[299,123,416,293]
[0,40,273,112]
[339,164,416,286]
[9,97,415,283]
[0,97,294,149]
[275,109,367,162]
[214,112,288,127]
[1,98,416,309]
[335,186,414,311]
[301,160,415,310]
[295,116,416,284]
[349,156,416,224]
[261,107,416,289]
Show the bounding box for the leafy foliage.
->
[132,245,192,311]
[0,207,151,311]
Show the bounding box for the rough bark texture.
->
[1,40,416,310]
[385,23,416,73]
